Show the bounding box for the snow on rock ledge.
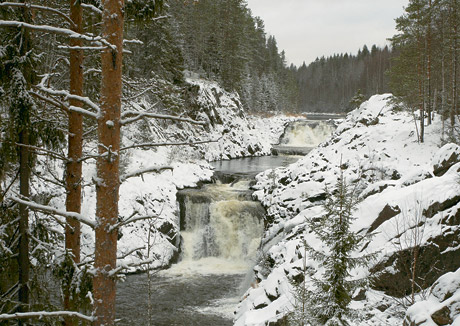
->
[185,78,294,161]
[404,268,460,326]
[432,143,460,176]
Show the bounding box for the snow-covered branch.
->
[122,87,155,102]
[81,3,102,15]
[121,105,207,126]
[119,165,173,183]
[10,196,96,229]
[0,311,95,322]
[108,255,161,277]
[0,20,114,50]
[123,39,143,45]
[0,3,75,28]
[119,139,219,151]
[34,83,100,118]
[15,143,67,161]
[30,91,70,114]
[57,45,107,51]
[117,246,145,260]
[113,214,162,230]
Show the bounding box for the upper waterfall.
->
[272,120,336,155]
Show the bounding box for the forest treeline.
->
[127,0,394,114]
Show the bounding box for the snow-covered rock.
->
[404,268,460,326]
[432,143,460,176]
[236,94,460,326]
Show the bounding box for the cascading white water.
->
[280,120,335,147]
[175,181,264,273]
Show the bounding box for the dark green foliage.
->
[126,0,164,21]
[165,0,297,112]
[293,171,374,326]
[348,89,366,112]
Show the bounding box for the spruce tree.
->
[299,170,373,326]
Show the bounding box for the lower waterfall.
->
[176,181,265,272]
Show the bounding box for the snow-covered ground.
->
[235,94,460,325]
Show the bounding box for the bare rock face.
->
[431,306,452,325]
[433,143,460,176]
[368,204,401,233]
[370,195,460,297]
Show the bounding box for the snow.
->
[235,94,460,326]
[10,77,296,274]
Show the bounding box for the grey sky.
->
[245,0,408,66]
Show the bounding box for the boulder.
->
[431,306,452,325]
[433,143,460,176]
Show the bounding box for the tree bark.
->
[93,0,123,325]
[427,0,432,125]
[17,4,32,324]
[451,0,458,133]
[64,0,84,324]
[18,124,30,325]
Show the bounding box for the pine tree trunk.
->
[93,0,123,324]
[64,1,84,324]
[451,0,458,133]
[427,0,432,125]
[18,127,30,325]
[17,4,32,323]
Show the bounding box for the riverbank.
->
[235,94,460,326]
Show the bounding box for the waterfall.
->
[280,120,334,147]
[272,120,335,155]
[176,181,264,272]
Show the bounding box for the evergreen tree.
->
[348,89,365,112]
[298,170,373,326]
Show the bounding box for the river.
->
[116,155,301,326]
[116,119,335,325]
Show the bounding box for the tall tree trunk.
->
[419,60,425,143]
[93,0,123,324]
[64,0,84,324]
[427,0,432,125]
[451,0,458,134]
[17,4,32,323]
[18,126,30,325]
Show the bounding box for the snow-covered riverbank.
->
[34,78,296,272]
[235,94,460,326]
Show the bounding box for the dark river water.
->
[116,269,246,326]
[116,155,302,326]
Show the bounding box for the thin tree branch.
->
[119,166,173,183]
[33,84,99,118]
[0,3,75,29]
[15,143,67,161]
[119,139,219,151]
[81,3,102,15]
[121,104,206,126]
[113,214,162,230]
[0,20,114,49]
[0,311,95,322]
[10,196,96,229]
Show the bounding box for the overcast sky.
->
[245,0,409,67]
